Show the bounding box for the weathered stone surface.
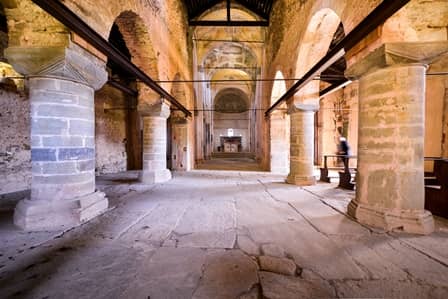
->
[259,255,297,276]
[237,235,260,256]
[261,243,286,258]
[1,171,448,298]
[259,271,335,299]
[193,250,259,299]
[174,199,236,249]
[334,279,448,299]
[123,247,207,299]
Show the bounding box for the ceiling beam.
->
[189,20,269,26]
[265,0,411,117]
[32,0,192,118]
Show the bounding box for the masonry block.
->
[58,148,94,161]
[37,104,91,120]
[30,90,78,105]
[42,136,84,147]
[31,148,56,161]
[32,118,68,135]
[69,120,94,136]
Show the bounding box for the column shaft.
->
[15,77,107,230]
[140,103,171,183]
[348,64,433,234]
[286,108,316,185]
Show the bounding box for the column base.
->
[347,199,434,235]
[286,174,316,186]
[14,191,108,231]
[139,169,172,184]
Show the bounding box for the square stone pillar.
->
[139,102,172,184]
[170,111,191,171]
[286,103,318,186]
[6,43,109,230]
[347,42,448,234]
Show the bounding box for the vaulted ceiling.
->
[183,0,274,21]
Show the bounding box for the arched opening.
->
[316,22,352,167]
[95,11,158,175]
[213,87,251,154]
[295,8,342,104]
[269,71,290,174]
[287,8,344,185]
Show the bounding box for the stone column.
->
[286,103,317,185]
[270,110,289,174]
[170,111,191,171]
[347,43,448,234]
[5,43,109,230]
[140,102,172,183]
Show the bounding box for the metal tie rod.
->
[265,0,411,117]
[32,0,192,117]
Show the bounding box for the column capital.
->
[139,101,171,118]
[170,110,189,124]
[346,41,448,79]
[288,102,319,114]
[5,41,108,90]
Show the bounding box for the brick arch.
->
[112,10,158,79]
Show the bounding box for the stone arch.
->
[112,10,158,79]
[110,10,160,107]
[294,8,342,104]
[269,70,290,174]
[214,87,249,113]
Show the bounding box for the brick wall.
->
[95,85,128,174]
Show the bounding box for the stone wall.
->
[0,87,31,194]
[95,85,128,174]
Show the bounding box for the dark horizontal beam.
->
[107,80,138,97]
[189,20,269,27]
[265,0,411,117]
[32,0,192,118]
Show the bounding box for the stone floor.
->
[1,170,448,299]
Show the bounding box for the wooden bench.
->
[424,157,448,219]
[320,154,357,190]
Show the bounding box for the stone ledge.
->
[348,200,434,235]
[14,191,108,231]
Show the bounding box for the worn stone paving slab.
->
[236,234,260,256]
[334,279,448,299]
[259,271,335,299]
[389,229,448,266]
[192,249,259,299]
[237,196,367,280]
[119,199,191,247]
[0,241,142,299]
[123,247,206,299]
[362,235,448,286]
[174,199,236,249]
[288,199,369,236]
[329,235,409,280]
